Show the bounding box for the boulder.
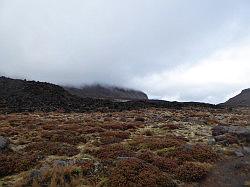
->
[212,125,229,136]
[0,136,9,151]
[212,125,250,144]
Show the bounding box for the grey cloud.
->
[0,0,250,102]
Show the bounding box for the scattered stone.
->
[208,138,216,145]
[234,150,244,157]
[212,125,229,136]
[214,135,227,142]
[53,160,68,167]
[0,136,9,151]
[243,147,250,155]
[29,169,42,181]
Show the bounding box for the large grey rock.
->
[0,136,9,151]
[212,125,250,143]
[243,147,250,155]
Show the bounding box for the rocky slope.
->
[0,76,217,113]
[222,88,250,107]
[64,85,148,101]
[0,76,112,113]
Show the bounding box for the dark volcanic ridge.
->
[0,76,218,113]
[64,84,148,101]
[221,88,250,107]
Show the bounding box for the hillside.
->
[222,88,250,107]
[64,85,148,101]
[0,76,110,113]
[0,76,217,113]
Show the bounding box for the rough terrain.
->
[0,106,249,187]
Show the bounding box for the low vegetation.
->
[1,106,248,186]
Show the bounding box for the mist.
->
[1,0,250,103]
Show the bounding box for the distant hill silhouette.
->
[0,76,218,113]
[222,88,250,107]
[64,85,148,101]
[0,76,90,113]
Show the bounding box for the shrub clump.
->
[41,130,87,145]
[91,143,134,161]
[82,126,105,134]
[24,141,80,157]
[16,165,82,187]
[0,150,39,177]
[136,150,178,172]
[167,144,218,163]
[175,162,212,182]
[152,157,178,173]
[99,131,130,145]
[108,158,176,187]
[129,135,187,151]
[101,122,140,131]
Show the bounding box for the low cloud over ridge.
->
[0,0,250,103]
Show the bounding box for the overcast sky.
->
[1,0,250,103]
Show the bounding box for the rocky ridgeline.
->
[222,88,250,107]
[0,76,218,113]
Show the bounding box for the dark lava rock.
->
[0,136,9,151]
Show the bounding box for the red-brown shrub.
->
[167,144,218,163]
[152,157,178,172]
[41,130,86,145]
[136,150,178,172]
[0,150,39,177]
[101,122,139,131]
[99,131,130,145]
[129,135,187,151]
[24,141,80,157]
[108,158,176,187]
[175,162,211,182]
[91,143,134,161]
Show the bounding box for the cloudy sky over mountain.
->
[0,0,250,103]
